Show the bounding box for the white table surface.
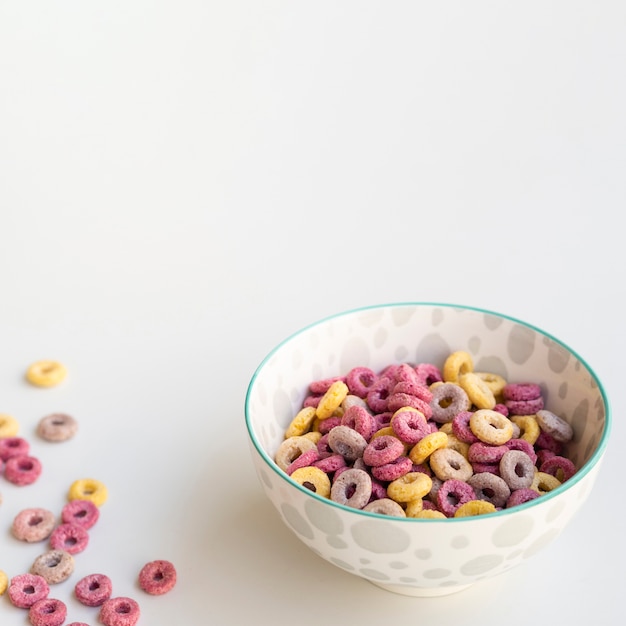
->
[1,2,624,624]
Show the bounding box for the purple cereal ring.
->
[505,397,544,416]
[330,468,372,509]
[8,573,50,608]
[535,430,564,454]
[392,380,433,404]
[363,435,404,467]
[436,479,475,517]
[451,411,480,444]
[471,462,500,475]
[316,433,333,457]
[345,367,378,398]
[540,455,576,481]
[303,395,321,408]
[373,411,393,430]
[341,405,376,440]
[414,363,443,386]
[309,376,345,394]
[468,442,508,464]
[493,403,509,416]
[468,472,511,508]
[286,448,320,475]
[392,363,420,385]
[366,377,394,413]
[99,597,141,626]
[387,392,433,418]
[12,508,56,542]
[327,425,368,461]
[317,416,341,434]
[536,409,574,443]
[49,522,90,555]
[371,455,413,481]
[4,454,42,486]
[430,383,471,424]
[370,477,388,501]
[502,383,542,401]
[505,438,538,464]
[74,573,113,606]
[61,499,100,530]
[506,488,540,508]
[536,449,556,466]
[499,450,535,490]
[390,408,430,444]
[313,453,346,474]
[138,560,177,596]
[0,436,30,461]
[29,598,67,626]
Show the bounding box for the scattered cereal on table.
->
[25,360,67,388]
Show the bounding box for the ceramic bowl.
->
[244,303,610,597]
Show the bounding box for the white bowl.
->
[245,303,611,597]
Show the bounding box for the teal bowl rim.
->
[244,302,612,523]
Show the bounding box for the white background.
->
[1,2,624,624]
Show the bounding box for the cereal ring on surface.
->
[506,488,540,508]
[284,407,317,439]
[502,382,541,401]
[362,498,406,517]
[341,405,376,440]
[315,380,349,419]
[138,560,177,596]
[467,472,511,508]
[61,499,100,529]
[499,450,535,490]
[4,455,42,486]
[458,372,496,410]
[535,409,574,443]
[363,434,404,467]
[409,431,448,465]
[36,413,78,442]
[0,413,20,437]
[429,448,473,482]
[99,597,141,626]
[0,436,30,461]
[12,508,56,542]
[430,383,471,424]
[8,573,50,608]
[31,550,75,584]
[49,522,90,555]
[470,409,514,445]
[540,455,576,482]
[371,455,413,481]
[451,411,480,444]
[74,573,113,606]
[387,472,432,503]
[68,478,108,507]
[290,466,331,497]
[436,479,475,517]
[505,397,544,416]
[390,408,429,444]
[531,471,562,494]
[330,468,372,509]
[26,361,67,388]
[510,414,540,445]
[442,351,473,383]
[29,597,67,626]
[345,367,378,398]
[454,500,497,518]
[414,363,443,386]
[327,425,368,461]
[0,569,8,595]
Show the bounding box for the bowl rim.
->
[245,301,612,523]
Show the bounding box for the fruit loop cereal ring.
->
[430,383,471,424]
[442,350,473,383]
[330,468,372,509]
[535,431,563,454]
[309,376,344,394]
[499,450,535,490]
[0,413,20,437]
[285,448,320,475]
[29,597,67,626]
[506,397,544,416]
[363,498,406,517]
[458,372,496,410]
[36,413,78,442]
[387,392,433,417]
[470,409,514,445]
[138,559,177,596]
[49,522,90,555]
[8,573,50,608]
[445,432,470,459]
[74,573,113,606]
[0,436,30,461]
[345,367,378,398]
[275,436,317,471]
[429,448,473,482]
[414,509,447,519]
[493,403,509,416]
[473,372,507,397]
[25,361,67,388]
[502,382,542,401]
[31,550,75,584]
[5,455,42,486]
[290,466,331,497]
[392,380,433,403]
[68,478,108,507]
[505,437,538,464]
[302,431,322,445]
[371,455,413,481]
[387,472,432,503]
[540,455,576,482]
[409,431,448,465]
[437,479,475,517]
[315,380,349,419]
[99,597,141,626]
[67,623,90,626]
[531,471,562,494]
[12,508,57,542]
[454,500,497,517]
[61,499,100,529]
[362,434,404,466]
[303,395,321,408]
[391,408,429,444]
[510,414,540,445]
[313,453,346,473]
[405,498,425,517]
[341,405,376,440]
[467,472,511,508]
[366,377,394,413]
[535,409,574,442]
[414,363,443,386]
[317,416,341,434]
[284,407,317,439]
[451,411,480,444]
[468,442,508,464]
[327,425,368,461]
[0,569,8,595]
[506,488,540,507]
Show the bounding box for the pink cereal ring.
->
[506,488,540,508]
[493,403,509,416]
[363,435,404,467]
[4,454,42,486]
[390,408,429,444]
[29,597,67,626]
[540,455,577,481]
[392,364,420,385]
[285,448,320,475]
[61,499,100,530]
[436,479,475,517]
[451,411,480,444]
[345,367,378,398]
[505,438,538,464]
[330,468,372,509]
[12,508,57,542]
[138,560,177,595]
[302,395,321,408]
[505,397,544,415]
[316,433,333,457]
[49,522,90,555]
[309,376,345,394]
[502,383,542,401]
[387,392,433,418]
[366,377,394,413]
[99,596,141,626]
[0,436,30,461]
[371,455,413,481]
[392,380,433,404]
[8,573,50,608]
[468,442,508,464]
[341,405,376,440]
[471,462,500,475]
[414,363,443,386]
[535,430,563,454]
[313,453,346,473]
[74,573,113,606]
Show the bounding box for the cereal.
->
[468,472,511,508]
[0,569,8,595]
[387,472,432,503]
[531,471,562,494]
[315,380,349,419]
[99,597,141,626]
[430,383,471,424]
[506,488,540,507]
[8,573,50,608]
[28,597,67,626]
[436,479,475,517]
[468,442,508,464]
[473,372,507,397]
[327,425,368,461]
[341,404,376,440]
[458,372,497,410]
[138,559,177,595]
[536,409,574,443]
[345,367,378,398]
[4,454,42,486]
[371,455,412,481]
[0,436,30,461]
[502,382,542,401]
[61,499,100,529]
[330,468,372,508]
[408,431,448,465]
[454,500,497,517]
[366,377,394,413]
[49,522,90,555]
[290,466,331,497]
[469,410,514,445]
[390,408,429,444]
[31,549,75,584]
[429,448,473,482]
[363,498,406,517]
[540,455,576,482]
[68,478,108,507]
[25,360,67,387]
[499,450,535,490]
[36,413,78,442]
[275,436,317,471]
[0,413,20,437]
[442,350,474,383]
[511,414,541,445]
[12,508,57,542]
[74,573,113,606]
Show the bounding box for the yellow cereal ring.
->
[414,509,446,519]
[409,431,448,465]
[439,422,454,434]
[511,414,541,445]
[0,569,8,595]
[473,372,507,397]
[454,500,497,518]
[458,372,497,410]
[315,381,349,420]
[302,431,322,445]
[0,413,20,437]
[387,472,433,503]
[470,409,514,445]
[25,360,67,387]
[443,351,473,383]
[68,478,108,507]
[445,433,470,459]
[405,499,424,517]
[290,466,331,498]
[285,407,317,438]
[531,471,562,495]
